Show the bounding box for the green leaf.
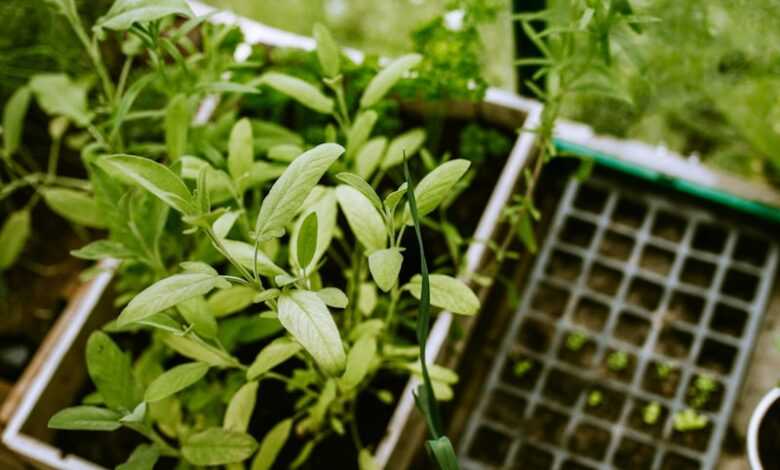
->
[247,337,301,380]
[368,248,403,292]
[48,406,122,431]
[208,285,257,318]
[145,362,210,402]
[360,54,423,108]
[29,73,91,126]
[406,274,479,315]
[165,94,189,161]
[383,183,408,216]
[213,210,241,238]
[116,444,159,470]
[3,86,31,158]
[251,419,292,470]
[0,210,30,270]
[177,296,218,338]
[358,449,380,470]
[86,332,141,412]
[228,118,254,190]
[224,381,258,432]
[334,172,383,213]
[316,287,348,309]
[346,111,378,159]
[339,335,376,391]
[313,23,340,77]
[182,428,258,466]
[100,155,194,214]
[199,81,260,95]
[254,143,343,240]
[355,137,386,180]
[296,212,318,270]
[40,188,105,228]
[267,144,302,162]
[426,436,459,470]
[117,272,222,326]
[260,72,334,114]
[382,128,426,170]
[71,240,134,260]
[96,0,193,31]
[517,211,538,254]
[403,159,470,223]
[290,188,336,270]
[335,185,386,253]
[220,239,287,277]
[163,333,239,368]
[278,290,346,376]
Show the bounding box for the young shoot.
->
[566,331,587,351]
[643,401,661,425]
[587,390,603,407]
[607,351,628,371]
[513,359,533,378]
[673,408,709,432]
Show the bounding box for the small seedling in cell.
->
[566,332,587,351]
[587,390,603,407]
[513,359,533,378]
[656,361,674,379]
[690,374,717,408]
[643,401,661,425]
[607,351,628,371]
[673,408,708,431]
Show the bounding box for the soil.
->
[599,230,634,261]
[757,397,780,470]
[613,436,655,470]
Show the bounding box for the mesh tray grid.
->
[459,176,778,470]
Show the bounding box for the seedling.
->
[673,408,709,432]
[513,359,533,378]
[587,390,603,407]
[566,332,588,351]
[607,351,629,371]
[690,374,717,408]
[656,361,675,379]
[643,401,661,425]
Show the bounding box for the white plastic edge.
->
[747,387,780,470]
[2,258,119,470]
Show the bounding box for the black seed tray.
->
[458,175,778,470]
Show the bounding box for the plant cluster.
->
[0,1,497,468]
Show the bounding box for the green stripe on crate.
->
[554,138,780,224]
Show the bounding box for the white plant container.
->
[747,387,780,470]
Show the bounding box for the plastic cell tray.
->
[458,175,779,470]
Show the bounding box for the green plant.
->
[643,401,661,425]
[689,373,717,409]
[587,389,603,407]
[42,8,481,469]
[566,331,587,351]
[656,361,674,379]
[513,358,533,377]
[606,350,628,371]
[673,408,708,432]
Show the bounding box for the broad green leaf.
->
[86,332,141,412]
[213,210,241,239]
[404,361,458,384]
[3,86,31,157]
[357,283,377,316]
[316,287,348,309]
[517,210,538,254]
[71,240,134,260]
[313,23,340,77]
[346,111,377,159]
[100,155,194,214]
[335,172,382,213]
[182,428,258,466]
[290,188,336,270]
[29,73,91,126]
[368,248,403,292]
[349,319,384,341]
[180,156,234,203]
[180,261,218,276]
[309,379,336,428]
[220,315,284,350]
[247,337,302,380]
[251,419,292,470]
[335,185,386,253]
[260,72,334,114]
[426,436,459,470]
[290,440,315,469]
[145,362,210,402]
[382,128,426,170]
[267,144,302,162]
[224,381,258,432]
[220,239,287,277]
[41,188,105,228]
[199,81,260,95]
[117,272,222,326]
[117,444,159,470]
[163,333,239,368]
[360,54,422,108]
[339,335,376,391]
[406,274,479,315]
[249,161,287,188]
[278,290,345,376]
[96,0,193,31]
[0,210,30,270]
[403,159,471,223]
[296,212,318,270]
[177,296,218,338]
[48,406,122,431]
[355,137,386,180]
[383,183,408,215]
[165,94,189,161]
[208,285,256,318]
[254,143,343,240]
[358,449,380,470]
[228,118,254,190]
